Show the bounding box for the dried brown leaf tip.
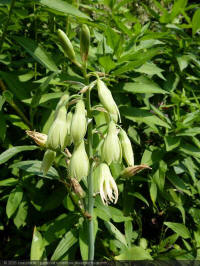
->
[70,178,86,198]
[120,165,152,178]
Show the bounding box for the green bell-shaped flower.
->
[46,106,68,151]
[69,140,89,181]
[119,129,134,166]
[101,121,122,165]
[71,100,87,144]
[97,79,120,123]
[41,149,56,175]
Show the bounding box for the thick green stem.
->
[0,0,16,52]
[84,67,94,260]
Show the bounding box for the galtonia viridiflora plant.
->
[26,25,150,259]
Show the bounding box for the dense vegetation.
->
[1,0,200,261]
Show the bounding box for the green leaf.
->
[30,227,45,260]
[15,37,58,72]
[129,192,149,207]
[134,62,165,80]
[177,55,190,71]
[164,136,181,151]
[51,230,78,260]
[99,55,116,73]
[159,234,179,252]
[79,220,88,260]
[176,127,200,137]
[0,178,18,187]
[124,221,133,247]
[6,186,23,218]
[0,112,6,141]
[41,214,78,245]
[9,160,59,180]
[192,8,200,35]
[167,172,190,195]
[104,221,127,246]
[115,246,152,260]
[0,146,38,165]
[170,0,188,21]
[179,143,200,158]
[141,148,164,166]
[13,199,28,228]
[0,95,5,111]
[128,127,141,145]
[150,182,157,205]
[38,0,90,20]
[164,222,191,239]
[95,197,132,223]
[123,81,167,94]
[120,106,171,129]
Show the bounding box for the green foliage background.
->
[1,0,200,260]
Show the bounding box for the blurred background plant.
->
[0,0,200,260]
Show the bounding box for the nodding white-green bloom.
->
[93,163,118,205]
[97,79,120,123]
[26,130,47,147]
[46,106,68,151]
[71,100,87,144]
[64,112,73,147]
[41,149,56,175]
[119,129,134,166]
[69,140,89,181]
[101,121,122,165]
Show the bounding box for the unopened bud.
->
[93,163,118,205]
[80,24,90,62]
[57,29,76,62]
[41,149,56,175]
[119,129,134,166]
[101,121,122,165]
[97,79,120,123]
[120,165,151,178]
[71,100,87,144]
[69,140,89,181]
[46,106,68,151]
[26,130,47,147]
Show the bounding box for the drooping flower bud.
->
[101,121,122,165]
[57,29,76,62]
[70,100,87,144]
[120,165,151,178]
[97,79,120,123]
[46,106,68,151]
[69,140,89,181]
[41,149,56,175]
[26,130,47,148]
[93,163,118,205]
[80,24,90,62]
[119,129,134,166]
[65,112,73,147]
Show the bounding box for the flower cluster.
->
[26,26,137,206]
[26,78,136,205]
